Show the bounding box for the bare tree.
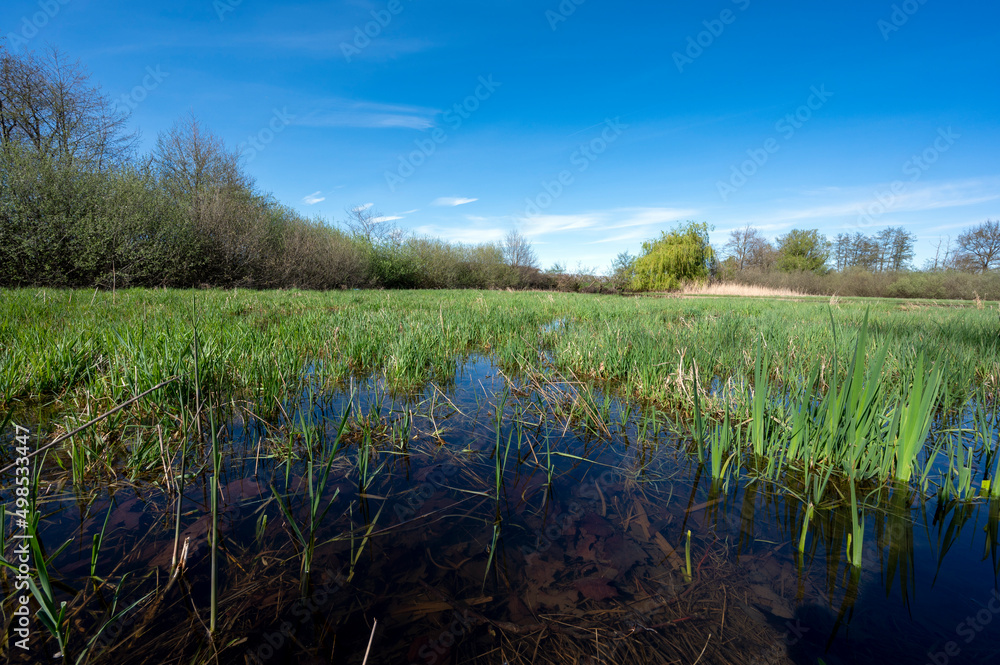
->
[747,240,777,270]
[0,44,135,167]
[151,115,271,284]
[953,220,1000,273]
[724,225,755,270]
[343,204,403,246]
[152,113,247,200]
[0,44,45,146]
[724,225,774,271]
[832,228,914,272]
[502,228,538,269]
[609,250,634,292]
[926,236,951,271]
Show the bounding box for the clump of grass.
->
[890,353,946,484]
[271,386,351,589]
[707,411,737,482]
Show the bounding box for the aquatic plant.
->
[271,388,351,587]
[890,353,945,484]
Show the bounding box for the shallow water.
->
[2,355,1000,664]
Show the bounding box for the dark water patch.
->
[2,356,1000,664]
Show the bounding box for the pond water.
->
[3,355,999,664]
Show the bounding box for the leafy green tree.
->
[776,229,831,273]
[631,222,715,291]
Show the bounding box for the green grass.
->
[1,287,998,496]
[2,286,999,662]
[270,383,350,590]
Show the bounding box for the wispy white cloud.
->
[415,224,505,244]
[302,191,325,205]
[88,22,436,59]
[587,229,656,245]
[432,197,479,207]
[297,99,440,130]
[604,207,701,230]
[407,207,699,250]
[373,215,403,223]
[410,206,703,273]
[925,220,987,233]
[403,207,699,256]
[519,213,604,237]
[516,207,699,239]
[720,178,1000,232]
[352,203,375,212]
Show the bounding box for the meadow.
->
[1,288,999,663]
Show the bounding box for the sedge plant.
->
[271,390,351,589]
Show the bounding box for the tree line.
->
[712,221,1000,300]
[0,43,587,292]
[1,42,997,299]
[721,222,1000,276]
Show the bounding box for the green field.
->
[2,288,998,486]
[2,288,999,663]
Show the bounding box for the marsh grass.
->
[3,288,1000,661]
[847,478,865,568]
[27,513,71,658]
[890,353,946,483]
[270,384,350,588]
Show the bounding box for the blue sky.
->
[3,0,998,271]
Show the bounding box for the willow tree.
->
[631,222,715,291]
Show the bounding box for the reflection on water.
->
[3,355,999,664]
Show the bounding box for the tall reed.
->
[890,353,945,484]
